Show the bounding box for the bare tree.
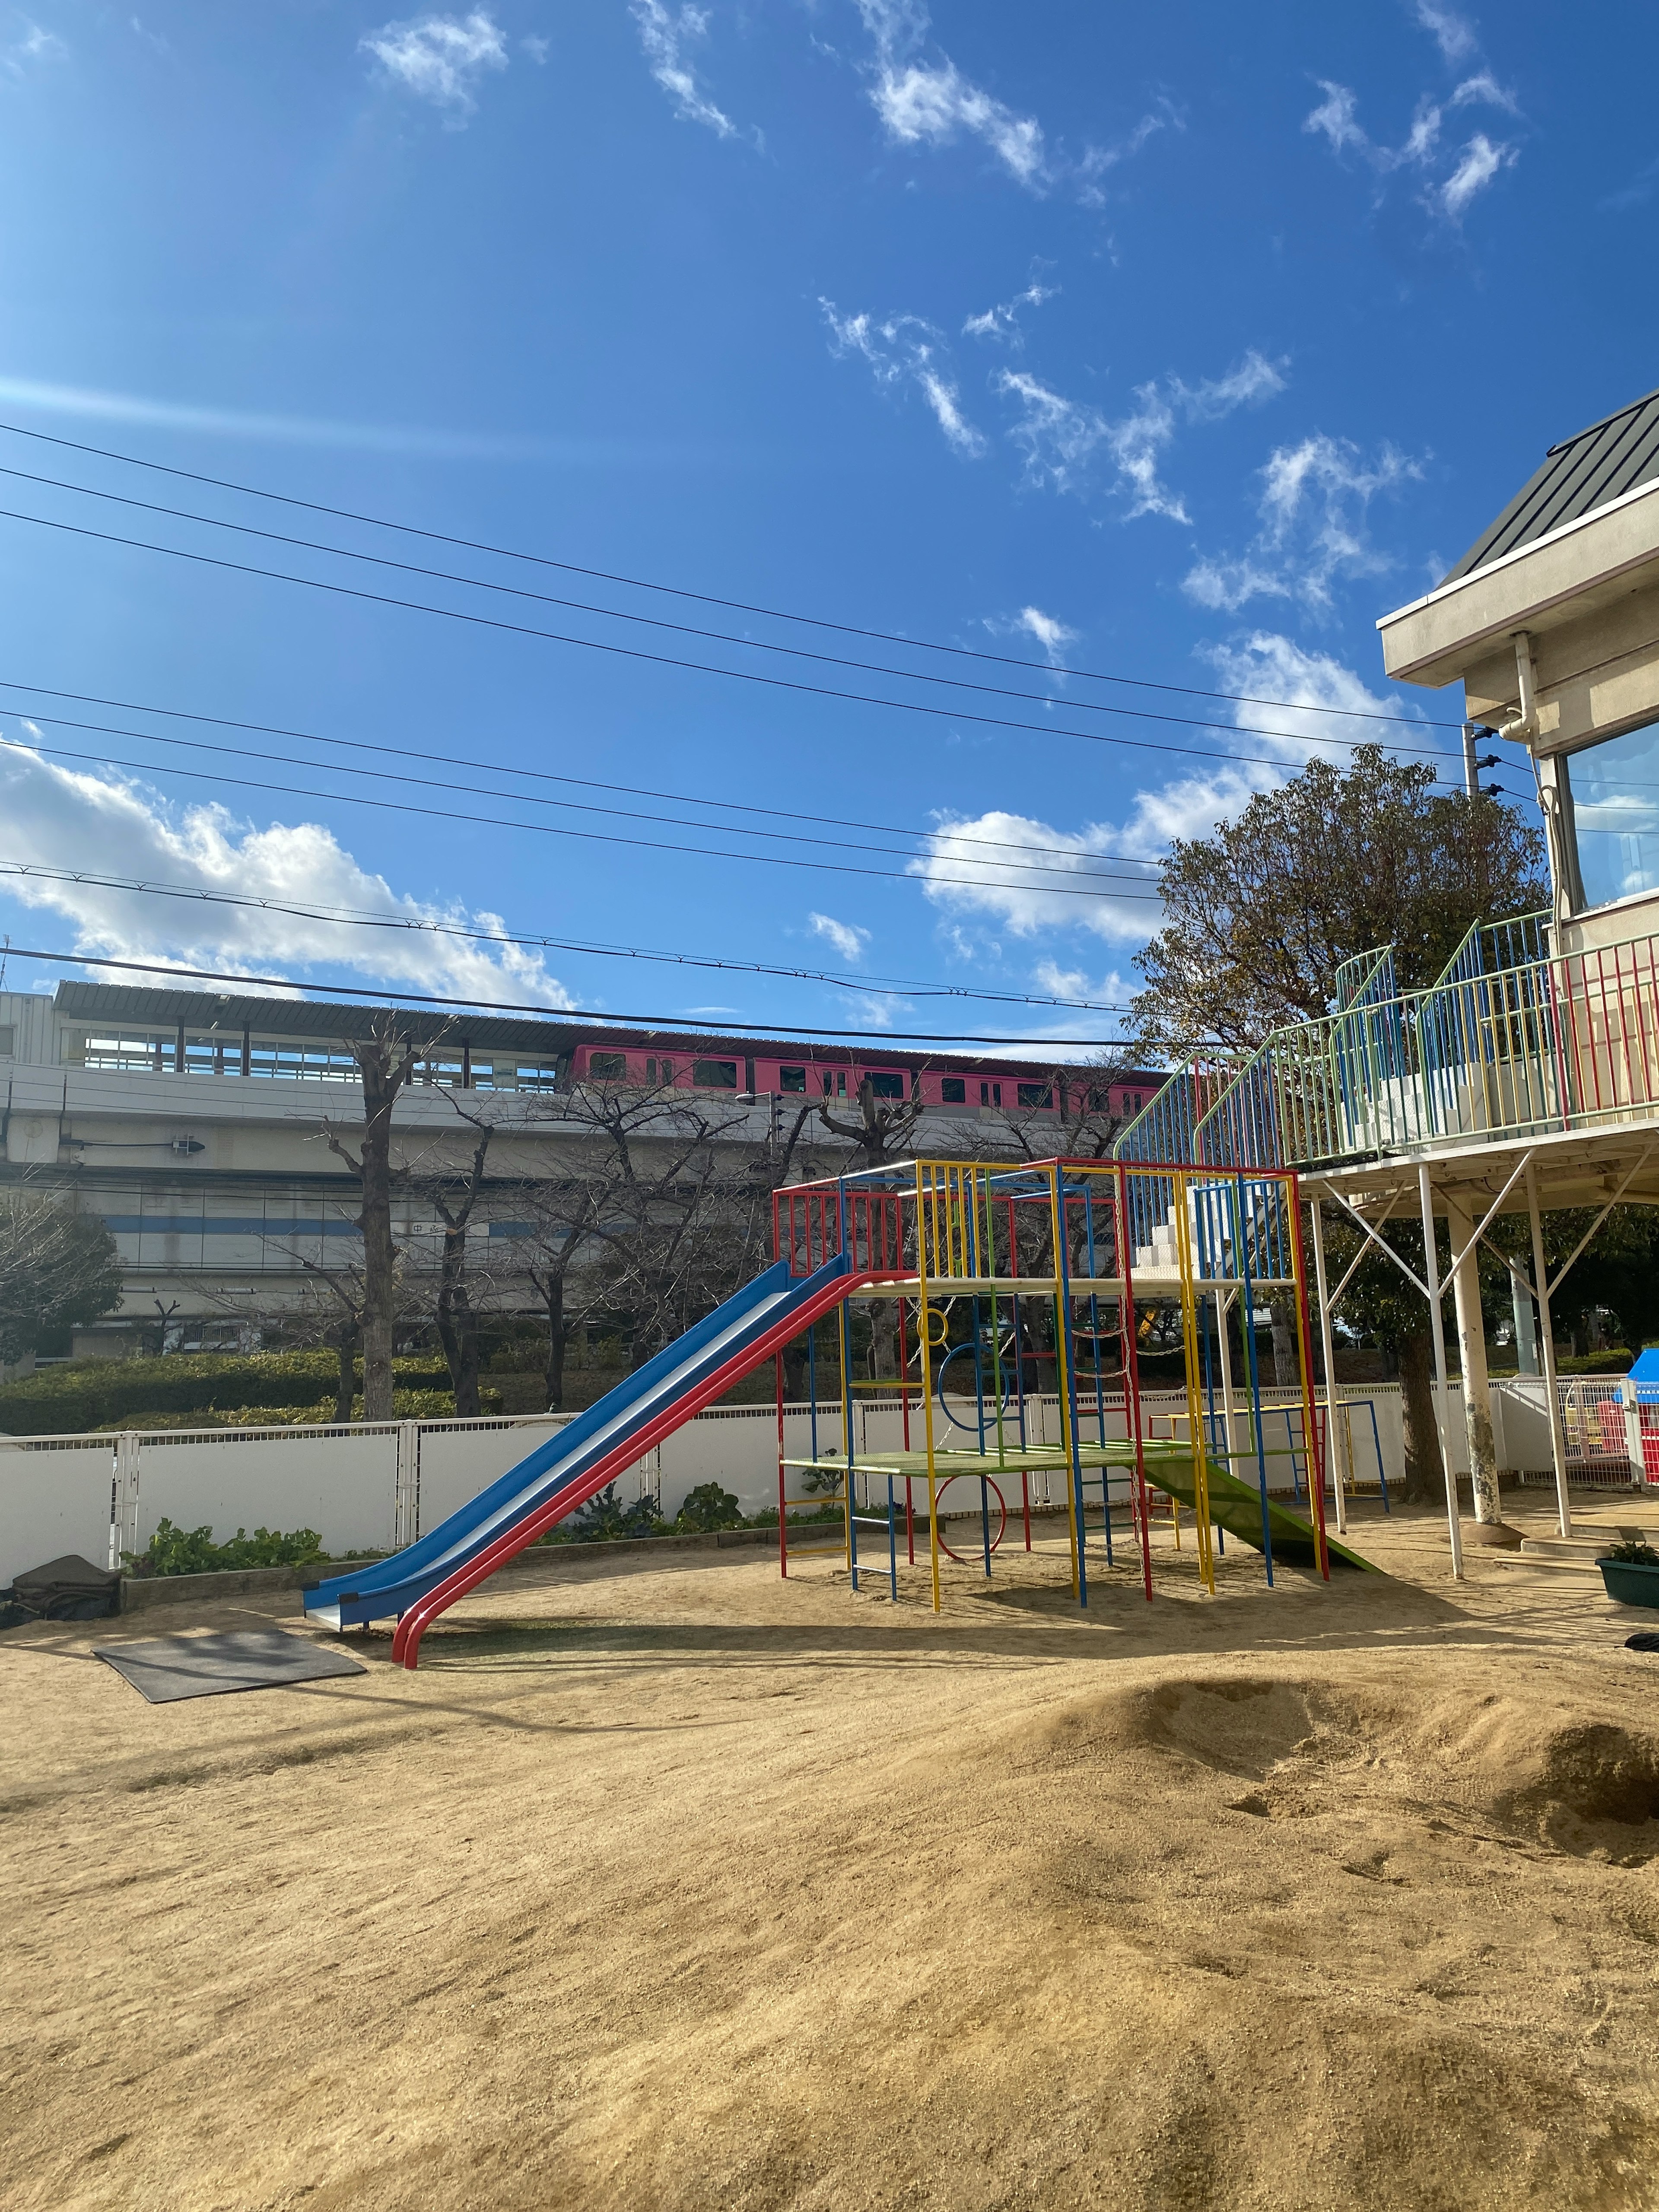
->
[324,1024,419,1420]
[816,1076,925,1170]
[417,1103,496,1418]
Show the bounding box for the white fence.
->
[1,1376,1649,1587]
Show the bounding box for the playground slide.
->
[303,1253,857,1651]
[1138,1450,1376,1573]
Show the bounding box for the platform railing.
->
[1121,916,1659,1172]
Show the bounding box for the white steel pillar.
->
[1417,1165,1464,1579]
[1306,1195,1347,1535]
[1445,1192,1502,1524]
[1525,1158,1572,1538]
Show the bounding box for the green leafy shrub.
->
[543,1482,670,1544]
[0,1351,457,1436]
[89,1387,500,1431]
[674,1482,744,1532]
[122,1516,328,1578]
[1602,1538,1659,1567]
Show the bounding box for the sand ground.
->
[3,1498,1658,2212]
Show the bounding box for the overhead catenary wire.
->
[0,858,1140,1011]
[0,414,1469,730]
[0,501,1499,791]
[0,942,1145,1048]
[0,735,1164,897]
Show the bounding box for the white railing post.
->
[1621,1379,1644,1488]
[108,1430,141,1571]
[1417,1165,1464,1579]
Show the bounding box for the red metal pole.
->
[776,1348,788,1579]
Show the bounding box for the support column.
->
[1416,1165,1464,1579]
[1446,1192,1508,1534]
[1511,1273,1539,1374]
[1525,1157,1572,1539]
[1307,1196,1347,1535]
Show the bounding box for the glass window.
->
[76,1032,172,1073]
[940,1077,966,1104]
[866,1071,904,1099]
[588,1051,627,1080]
[515,1064,559,1092]
[1560,719,1659,911]
[1017,1083,1053,1110]
[779,1064,807,1093]
[184,1033,238,1076]
[692,1058,738,1089]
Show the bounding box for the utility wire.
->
[0,415,1467,730]
[0,858,1138,1010]
[0,500,1488,788]
[0,705,1157,886]
[0,942,1138,1048]
[0,456,1469,763]
[0,679,1164,871]
[0,736,1163,898]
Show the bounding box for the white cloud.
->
[4,18,67,73]
[0,739,572,1007]
[996,350,1284,515]
[1438,131,1515,218]
[521,33,549,63]
[1075,100,1184,203]
[962,278,1057,346]
[1011,606,1076,666]
[1304,69,1519,219]
[910,638,1426,949]
[808,911,870,963]
[359,10,507,122]
[629,0,739,139]
[821,299,985,457]
[1414,1,1477,64]
[1183,432,1421,611]
[855,0,1045,188]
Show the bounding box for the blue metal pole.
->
[1236,1173,1275,1587]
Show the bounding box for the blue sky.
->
[0,0,1652,1054]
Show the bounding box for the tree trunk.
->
[1398,1329,1444,1503]
[352,1042,410,1422]
[1270,1300,1297,1389]
[435,1224,482,1417]
[543,1274,569,1412]
[334,1321,358,1424]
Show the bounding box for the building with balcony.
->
[1119,383,1659,1562]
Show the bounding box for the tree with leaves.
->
[0,1193,124,1366]
[1131,746,1548,1054]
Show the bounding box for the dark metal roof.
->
[1440,384,1659,585]
[49,982,1157,1080]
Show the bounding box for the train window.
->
[779,1065,807,1093]
[820,1069,848,1096]
[693,1058,738,1089]
[980,1081,1002,1106]
[588,1051,627,1080]
[866,1071,904,1099]
[939,1077,966,1104]
[1017,1083,1052,1110]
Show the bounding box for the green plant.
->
[1602,1539,1659,1567]
[563,1482,669,1543]
[674,1482,744,1533]
[122,1517,327,1578]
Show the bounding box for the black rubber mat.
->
[92,1627,366,1704]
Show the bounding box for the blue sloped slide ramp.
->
[303,1254,850,1630]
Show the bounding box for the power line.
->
[0,705,1159,887]
[0,677,1167,871]
[0,942,1138,1049]
[0,501,1485,788]
[0,735,1164,898]
[0,858,1139,1011]
[0,456,1472,763]
[0,414,1468,731]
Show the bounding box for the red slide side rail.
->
[390,1268,867,1669]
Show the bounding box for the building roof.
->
[1440,384,1659,585]
[49,982,1157,1080]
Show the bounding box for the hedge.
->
[0,1351,457,1436]
[89,1387,502,1432]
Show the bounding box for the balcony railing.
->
[1116,912,1659,1171]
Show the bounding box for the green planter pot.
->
[1599,1559,1659,1608]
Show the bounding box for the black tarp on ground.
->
[92,1627,367,1704]
[3,1554,121,1625]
